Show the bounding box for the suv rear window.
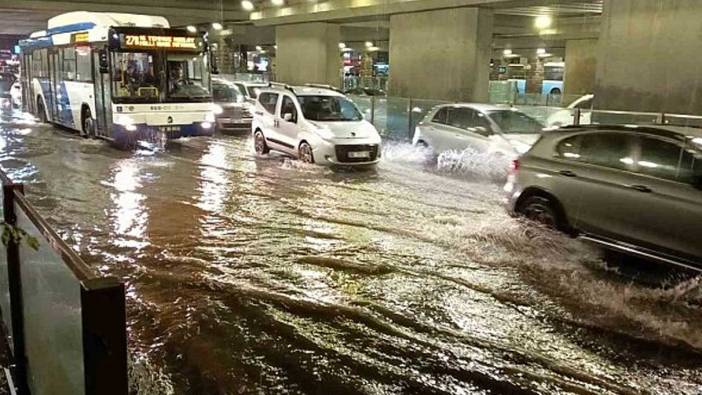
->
[557,132,636,170]
[637,136,702,183]
[258,92,278,114]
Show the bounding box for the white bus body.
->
[19,11,216,146]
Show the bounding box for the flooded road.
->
[1,109,701,394]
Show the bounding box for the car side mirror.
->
[692,174,702,190]
[283,112,294,123]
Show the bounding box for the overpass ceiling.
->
[492,1,602,16]
[249,0,603,25]
[0,0,249,35]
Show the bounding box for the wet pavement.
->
[0,108,701,394]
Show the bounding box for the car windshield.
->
[487,110,545,134]
[297,95,363,122]
[112,51,163,101]
[166,53,211,100]
[213,83,244,103]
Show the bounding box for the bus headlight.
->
[115,115,137,131]
[201,122,213,129]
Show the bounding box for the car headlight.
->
[201,122,213,129]
[125,124,137,132]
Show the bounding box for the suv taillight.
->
[510,159,520,173]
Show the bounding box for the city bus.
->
[19,11,216,147]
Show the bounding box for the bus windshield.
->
[166,53,210,100]
[111,51,211,103]
[112,52,162,102]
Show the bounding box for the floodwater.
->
[0,108,701,394]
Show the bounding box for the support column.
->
[564,39,597,96]
[595,0,702,113]
[275,23,341,86]
[388,7,493,102]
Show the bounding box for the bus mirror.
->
[98,49,109,73]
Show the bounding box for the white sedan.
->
[412,103,545,157]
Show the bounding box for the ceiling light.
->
[503,49,512,56]
[255,45,263,51]
[271,0,284,6]
[241,0,255,11]
[186,25,197,33]
[368,46,380,52]
[535,15,552,29]
[365,41,373,48]
[212,22,223,30]
[338,42,346,49]
[274,45,278,50]
[536,48,546,55]
[220,29,232,36]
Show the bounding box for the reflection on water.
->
[0,111,700,394]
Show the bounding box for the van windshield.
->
[297,95,362,122]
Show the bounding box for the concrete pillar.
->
[388,7,493,102]
[564,39,597,96]
[275,23,341,86]
[595,0,702,113]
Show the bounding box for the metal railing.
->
[0,170,127,395]
[348,93,702,141]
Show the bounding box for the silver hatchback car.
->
[505,124,702,270]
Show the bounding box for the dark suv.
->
[504,124,702,271]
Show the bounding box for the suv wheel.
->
[519,196,561,229]
[299,142,314,163]
[254,130,269,155]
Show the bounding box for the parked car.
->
[252,84,382,166]
[412,103,546,157]
[233,81,268,103]
[212,78,253,133]
[546,94,594,127]
[504,124,702,270]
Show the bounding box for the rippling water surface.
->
[0,108,701,394]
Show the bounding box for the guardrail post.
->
[2,183,29,395]
[81,278,127,395]
[370,96,375,125]
[407,97,413,140]
[573,107,581,126]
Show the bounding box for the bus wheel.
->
[36,99,47,123]
[82,108,95,138]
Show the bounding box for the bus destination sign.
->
[122,34,199,50]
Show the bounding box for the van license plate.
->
[348,151,370,158]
